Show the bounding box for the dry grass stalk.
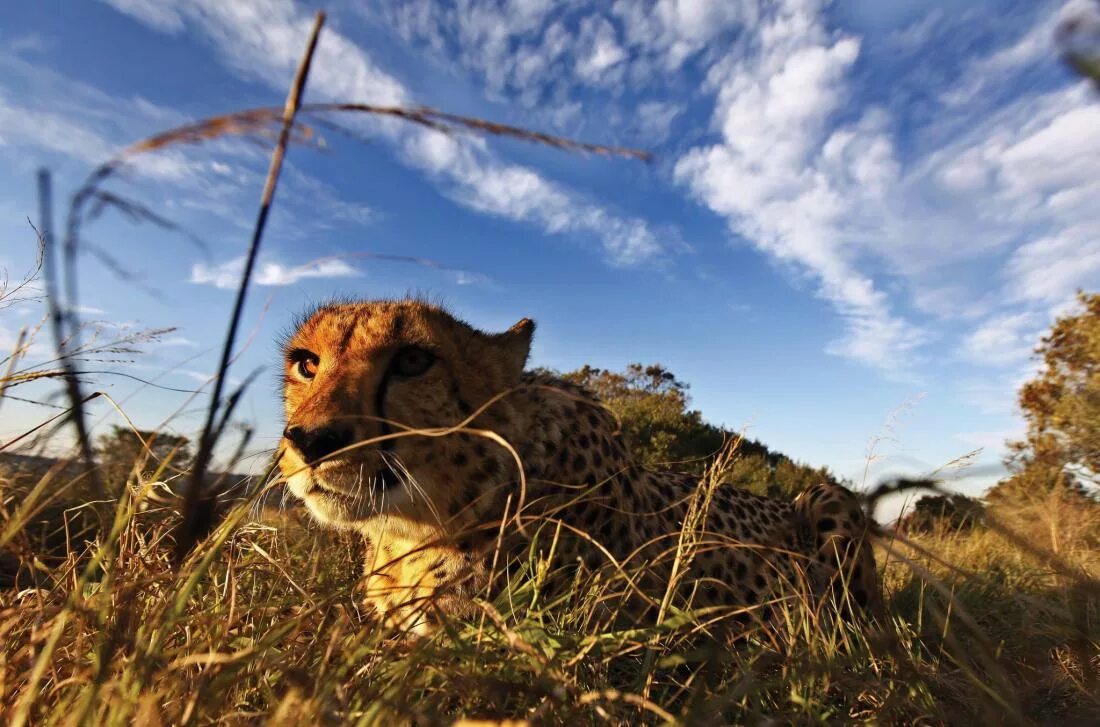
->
[178,11,327,562]
[37,170,103,499]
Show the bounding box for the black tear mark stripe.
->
[440,360,475,416]
[375,362,397,453]
[374,352,475,453]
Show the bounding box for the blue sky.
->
[1,0,1098,512]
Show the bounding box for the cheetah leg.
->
[792,483,883,622]
[360,538,485,637]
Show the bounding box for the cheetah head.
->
[278,299,534,529]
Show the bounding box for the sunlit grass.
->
[1,450,1097,725]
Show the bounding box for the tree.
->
[898,493,983,534]
[555,363,839,499]
[97,426,193,493]
[1057,3,1100,91]
[559,364,725,472]
[988,292,1100,503]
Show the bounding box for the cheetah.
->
[278,299,882,635]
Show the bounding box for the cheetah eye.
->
[289,349,319,381]
[391,346,436,377]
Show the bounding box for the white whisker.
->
[389,452,443,526]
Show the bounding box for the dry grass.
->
[1,454,1098,726]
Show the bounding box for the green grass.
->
[2,464,1097,726]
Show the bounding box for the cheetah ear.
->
[493,318,535,378]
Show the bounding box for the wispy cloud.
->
[917,77,1100,356]
[575,15,628,85]
[159,335,200,348]
[4,32,50,55]
[941,0,1090,106]
[633,101,682,144]
[175,368,240,387]
[673,0,1099,375]
[190,256,360,290]
[98,0,668,267]
[959,312,1042,366]
[954,429,1024,453]
[66,305,107,316]
[674,0,926,374]
[100,0,185,33]
[0,50,221,186]
[0,46,377,239]
[0,91,116,166]
[93,0,1100,380]
[407,133,666,266]
[383,0,753,102]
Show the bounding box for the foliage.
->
[558,364,725,471]
[96,425,192,494]
[991,292,1100,503]
[898,493,984,534]
[1058,2,1100,90]
[557,363,839,499]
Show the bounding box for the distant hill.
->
[0,451,290,511]
[0,451,294,588]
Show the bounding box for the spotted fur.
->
[278,299,881,634]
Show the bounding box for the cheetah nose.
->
[284,425,355,465]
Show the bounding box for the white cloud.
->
[383,1,564,102]
[998,103,1100,205]
[66,305,107,317]
[181,0,407,106]
[912,82,1100,309]
[0,93,114,166]
[886,9,945,51]
[159,335,200,348]
[958,364,1039,417]
[960,312,1042,366]
[384,0,755,99]
[575,16,627,84]
[674,0,926,373]
[421,138,666,265]
[0,321,52,360]
[380,0,756,131]
[453,270,489,286]
[100,0,185,33]
[5,32,50,55]
[1058,0,1100,59]
[942,0,1093,106]
[176,368,241,387]
[612,0,758,71]
[100,0,667,267]
[672,0,1099,374]
[0,45,381,243]
[275,166,376,232]
[0,52,231,182]
[953,429,1021,453]
[94,0,1099,376]
[1007,227,1100,304]
[634,101,682,143]
[189,256,360,289]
